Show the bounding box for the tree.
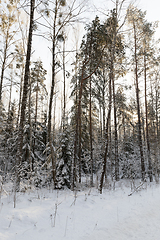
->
[22,60,47,173]
[56,122,72,189]
[41,0,87,186]
[142,21,156,182]
[99,2,126,193]
[71,16,107,185]
[16,0,36,191]
[30,60,47,127]
[15,43,26,128]
[127,6,146,181]
[147,58,160,181]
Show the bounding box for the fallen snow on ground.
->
[0,180,160,240]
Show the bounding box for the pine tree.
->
[56,122,72,189]
[127,6,146,181]
[99,7,126,193]
[70,16,106,186]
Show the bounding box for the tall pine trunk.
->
[32,74,39,170]
[0,30,8,102]
[16,73,23,128]
[133,22,145,181]
[89,75,93,186]
[28,78,33,175]
[15,0,35,191]
[154,77,159,182]
[111,2,119,181]
[112,70,119,181]
[144,53,152,182]
[77,74,83,183]
[99,72,112,194]
[47,0,58,185]
[8,71,13,117]
[63,38,66,123]
[72,59,78,190]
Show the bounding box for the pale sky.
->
[91,0,160,38]
[137,0,160,33]
[138,0,160,21]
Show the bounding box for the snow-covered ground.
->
[0,180,160,240]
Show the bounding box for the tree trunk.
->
[8,71,13,117]
[77,76,83,183]
[99,72,112,194]
[72,106,78,190]
[112,69,119,181]
[89,75,93,186]
[72,59,78,191]
[102,70,106,138]
[154,77,160,181]
[155,79,159,144]
[144,54,152,182]
[99,104,102,138]
[35,79,39,125]
[133,22,145,181]
[0,32,8,103]
[28,78,33,174]
[15,0,35,191]
[63,37,66,123]
[47,0,58,185]
[16,73,23,128]
[32,75,39,170]
[111,1,119,181]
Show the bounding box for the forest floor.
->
[0,179,160,240]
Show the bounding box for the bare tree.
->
[0,1,18,102]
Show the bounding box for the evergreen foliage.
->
[0,0,160,192]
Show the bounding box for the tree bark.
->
[72,57,78,190]
[77,73,83,183]
[144,54,152,182]
[111,3,119,181]
[112,68,119,181]
[99,73,112,194]
[16,0,35,191]
[47,0,58,185]
[63,37,66,123]
[89,75,93,186]
[16,73,23,128]
[0,31,8,102]
[133,22,145,181]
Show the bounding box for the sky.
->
[138,0,160,37]
[91,0,160,37]
[138,0,160,21]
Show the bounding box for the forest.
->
[0,0,160,194]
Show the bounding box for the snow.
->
[0,180,160,240]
